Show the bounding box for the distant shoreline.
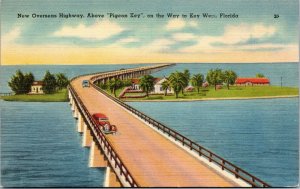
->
[123,95,299,102]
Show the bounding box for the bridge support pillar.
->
[71,98,75,111]
[68,90,72,100]
[77,114,84,133]
[82,123,92,147]
[104,166,122,187]
[89,141,107,167]
[73,105,78,119]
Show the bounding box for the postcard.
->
[0,0,299,187]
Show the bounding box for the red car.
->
[92,113,117,134]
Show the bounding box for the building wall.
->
[30,85,44,94]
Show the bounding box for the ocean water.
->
[128,98,299,187]
[0,101,105,187]
[0,63,299,187]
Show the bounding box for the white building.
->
[151,78,173,94]
[29,81,44,94]
[131,78,174,94]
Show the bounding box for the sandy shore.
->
[123,95,299,102]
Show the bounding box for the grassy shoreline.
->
[123,95,299,102]
[0,89,68,102]
[1,86,298,102]
[105,86,299,101]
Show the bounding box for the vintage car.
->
[82,80,90,88]
[92,113,117,134]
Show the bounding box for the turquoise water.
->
[128,98,299,187]
[0,63,299,187]
[0,101,105,187]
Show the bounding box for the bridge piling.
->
[89,141,108,167]
[77,114,84,133]
[104,166,122,187]
[82,123,92,147]
[73,105,79,119]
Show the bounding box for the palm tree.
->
[181,69,190,94]
[161,78,171,96]
[169,71,185,98]
[140,75,155,97]
[191,73,204,93]
[206,69,224,90]
[223,70,237,90]
[108,78,123,97]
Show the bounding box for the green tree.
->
[191,73,204,93]
[161,78,171,96]
[206,69,224,90]
[99,82,108,90]
[180,69,190,94]
[169,71,186,98]
[24,72,35,93]
[140,75,155,97]
[8,70,34,94]
[56,73,69,90]
[8,70,25,94]
[256,73,265,78]
[107,78,123,97]
[42,71,57,94]
[223,70,237,90]
[122,79,132,87]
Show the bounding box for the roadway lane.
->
[72,75,240,187]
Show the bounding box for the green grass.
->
[117,86,299,101]
[1,89,68,102]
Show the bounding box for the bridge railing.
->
[68,85,139,187]
[90,76,270,188]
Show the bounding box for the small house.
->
[131,78,174,94]
[152,78,173,94]
[29,81,44,94]
[235,78,270,86]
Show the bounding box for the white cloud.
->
[172,33,197,41]
[166,19,186,30]
[189,21,198,27]
[166,19,199,30]
[179,23,278,53]
[53,20,124,40]
[117,37,139,43]
[142,38,175,52]
[2,27,21,44]
[221,23,276,45]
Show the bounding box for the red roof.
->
[32,81,43,86]
[131,78,140,84]
[235,78,270,84]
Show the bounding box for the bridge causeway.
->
[68,64,270,187]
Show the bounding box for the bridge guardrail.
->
[68,85,139,187]
[88,69,270,188]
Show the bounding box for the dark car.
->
[82,80,90,88]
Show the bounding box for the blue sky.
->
[1,0,299,64]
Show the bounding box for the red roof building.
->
[235,78,270,86]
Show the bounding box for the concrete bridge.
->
[68,64,270,187]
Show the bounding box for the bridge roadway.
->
[71,75,241,187]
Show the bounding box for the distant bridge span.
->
[68,64,270,187]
